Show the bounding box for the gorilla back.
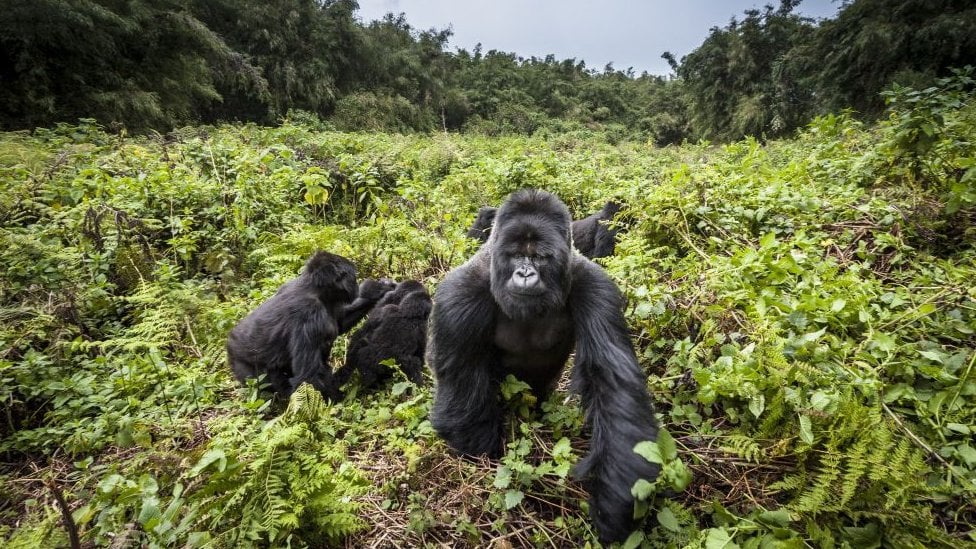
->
[429,189,660,543]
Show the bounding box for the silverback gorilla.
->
[227,251,393,400]
[466,200,622,259]
[335,280,432,391]
[429,190,660,543]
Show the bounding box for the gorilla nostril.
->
[515,268,536,281]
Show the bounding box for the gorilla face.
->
[489,190,573,321]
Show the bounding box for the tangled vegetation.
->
[1,74,975,548]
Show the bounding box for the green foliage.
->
[185,384,368,546]
[878,67,976,214]
[803,0,976,117]
[676,1,815,141]
[3,76,976,545]
[673,0,976,141]
[0,0,264,131]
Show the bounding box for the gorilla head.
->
[304,251,359,302]
[488,190,573,320]
[466,206,498,242]
[467,199,623,259]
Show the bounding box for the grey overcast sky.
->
[355,0,841,75]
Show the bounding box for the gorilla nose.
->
[513,267,538,288]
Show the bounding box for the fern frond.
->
[720,434,763,463]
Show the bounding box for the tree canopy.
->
[0,0,973,142]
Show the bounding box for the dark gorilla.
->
[227,251,394,400]
[571,200,621,259]
[466,206,497,243]
[335,280,433,391]
[429,190,660,543]
[466,201,622,259]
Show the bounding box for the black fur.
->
[466,206,497,243]
[430,190,659,543]
[335,280,432,391]
[466,201,622,259]
[571,201,621,259]
[227,251,394,400]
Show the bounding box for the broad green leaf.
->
[672,461,693,491]
[493,465,512,489]
[504,489,524,510]
[749,394,765,418]
[391,381,412,396]
[657,429,678,461]
[190,449,227,476]
[657,507,681,532]
[794,327,826,346]
[705,527,740,549]
[758,509,792,527]
[871,332,897,353]
[798,415,814,444]
[956,444,976,467]
[634,440,664,464]
[552,437,572,459]
[621,530,645,549]
[631,478,655,499]
[809,390,832,411]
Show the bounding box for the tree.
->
[676,1,815,141]
[802,0,976,116]
[0,0,262,131]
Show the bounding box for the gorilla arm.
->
[428,255,505,458]
[568,259,660,544]
[287,303,340,399]
[337,278,394,333]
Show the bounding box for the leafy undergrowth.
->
[2,74,976,548]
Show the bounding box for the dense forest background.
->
[2,0,974,142]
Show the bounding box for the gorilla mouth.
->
[509,288,545,297]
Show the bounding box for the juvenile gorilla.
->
[571,200,621,259]
[227,251,393,400]
[466,201,622,259]
[335,280,432,391]
[466,206,497,242]
[430,190,660,543]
